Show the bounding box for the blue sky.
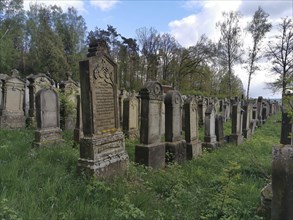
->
[23,0,293,98]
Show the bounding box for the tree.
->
[266,17,293,98]
[216,11,243,97]
[245,7,272,99]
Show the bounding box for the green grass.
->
[0,113,281,219]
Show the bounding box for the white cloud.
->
[23,0,86,12]
[90,0,119,11]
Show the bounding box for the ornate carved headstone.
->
[135,81,165,169]
[59,72,80,130]
[0,69,26,128]
[184,96,202,159]
[33,88,63,147]
[27,73,55,126]
[164,90,186,163]
[77,40,128,178]
[123,92,139,139]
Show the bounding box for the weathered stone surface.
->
[230,101,244,145]
[33,88,63,147]
[203,104,218,150]
[271,145,293,220]
[78,40,128,179]
[242,102,252,139]
[73,95,83,146]
[166,140,187,164]
[0,70,26,128]
[123,92,139,139]
[135,81,165,169]
[215,115,225,145]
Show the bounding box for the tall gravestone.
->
[73,95,83,146]
[33,88,63,147]
[184,96,202,159]
[230,100,244,145]
[257,96,264,126]
[119,89,128,127]
[164,90,186,164]
[202,104,218,150]
[27,73,55,126]
[242,102,253,139]
[135,81,165,169]
[0,69,26,128]
[77,40,128,178]
[271,93,293,220]
[215,114,225,145]
[123,92,139,139]
[59,71,80,130]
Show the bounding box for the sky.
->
[23,0,293,99]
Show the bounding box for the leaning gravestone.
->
[123,92,139,139]
[135,81,165,169]
[33,88,63,147]
[77,40,128,178]
[184,96,202,159]
[0,69,26,128]
[164,90,186,164]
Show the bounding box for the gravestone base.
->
[33,128,64,147]
[77,132,129,179]
[202,142,219,151]
[124,129,139,140]
[217,138,225,147]
[26,116,36,128]
[165,140,187,164]
[0,114,26,129]
[186,140,202,160]
[73,128,82,146]
[135,143,165,169]
[229,134,244,145]
[272,144,293,220]
[243,129,252,139]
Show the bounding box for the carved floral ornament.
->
[93,57,114,85]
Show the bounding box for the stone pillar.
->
[123,92,139,139]
[230,101,244,145]
[164,90,186,164]
[184,96,202,160]
[77,40,128,179]
[119,89,128,127]
[257,96,264,126]
[33,88,63,147]
[202,104,218,150]
[0,69,26,128]
[73,95,83,146]
[135,81,165,169]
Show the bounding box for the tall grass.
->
[0,113,280,219]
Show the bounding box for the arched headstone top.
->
[27,73,55,87]
[164,90,182,106]
[140,81,163,100]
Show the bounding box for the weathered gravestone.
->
[0,69,26,128]
[229,99,244,145]
[27,73,55,126]
[77,40,128,178]
[202,104,218,150]
[257,96,264,126]
[184,96,202,159]
[73,95,83,146]
[242,102,253,139]
[135,81,165,169]
[215,114,225,145]
[119,89,128,127]
[164,90,186,164]
[59,71,80,130]
[123,92,139,139]
[33,88,63,147]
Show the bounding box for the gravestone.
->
[135,81,165,169]
[202,104,218,150]
[119,89,128,127]
[230,100,244,145]
[0,69,26,128]
[27,73,55,126]
[73,95,83,146]
[77,40,128,178]
[33,88,63,147]
[0,73,9,110]
[215,114,225,145]
[257,96,264,126]
[242,102,253,139]
[164,90,186,163]
[123,92,139,139]
[59,71,80,130]
[184,96,202,159]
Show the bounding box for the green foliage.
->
[0,198,20,220]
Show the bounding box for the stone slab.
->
[135,143,165,169]
[165,140,186,164]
